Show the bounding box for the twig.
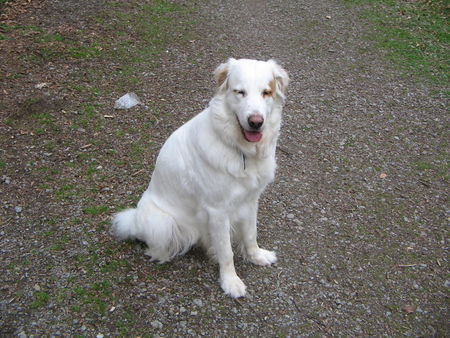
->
[276,146,294,157]
[131,169,145,177]
[418,179,431,188]
[233,298,244,306]
[398,264,417,268]
[292,298,302,313]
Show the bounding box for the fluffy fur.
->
[111,58,289,298]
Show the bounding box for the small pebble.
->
[193,298,203,307]
[15,206,22,213]
[293,219,303,226]
[286,213,295,219]
[151,320,163,329]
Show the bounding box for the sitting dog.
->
[112,58,289,297]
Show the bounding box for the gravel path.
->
[1,0,448,336]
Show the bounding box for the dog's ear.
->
[214,58,236,89]
[267,59,289,99]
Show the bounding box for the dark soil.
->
[1,0,448,336]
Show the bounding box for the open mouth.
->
[241,128,263,142]
[235,114,263,142]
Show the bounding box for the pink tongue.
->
[243,130,263,142]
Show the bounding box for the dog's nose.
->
[248,114,264,130]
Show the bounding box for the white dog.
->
[112,58,289,298]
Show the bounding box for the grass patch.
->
[345,0,449,84]
[71,280,114,314]
[69,45,103,59]
[100,259,130,273]
[55,183,78,201]
[30,291,50,309]
[39,33,64,43]
[97,0,196,89]
[415,160,433,171]
[83,205,108,216]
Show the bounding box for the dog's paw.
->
[221,274,247,298]
[144,248,170,263]
[248,248,277,266]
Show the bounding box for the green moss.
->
[345,0,449,84]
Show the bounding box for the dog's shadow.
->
[132,239,209,265]
[133,239,248,271]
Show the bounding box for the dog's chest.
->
[238,155,275,191]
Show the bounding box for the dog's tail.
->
[111,208,139,241]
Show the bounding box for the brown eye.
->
[263,89,272,97]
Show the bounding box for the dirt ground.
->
[1,0,448,336]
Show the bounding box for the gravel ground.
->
[1,0,448,336]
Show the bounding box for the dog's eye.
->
[262,89,272,97]
[233,89,246,97]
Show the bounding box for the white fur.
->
[111,58,289,298]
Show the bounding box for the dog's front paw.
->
[220,274,247,298]
[248,248,277,266]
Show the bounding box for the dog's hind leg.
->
[135,203,198,263]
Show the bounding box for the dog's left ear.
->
[214,58,236,90]
[267,59,289,99]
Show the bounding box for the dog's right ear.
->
[214,58,236,90]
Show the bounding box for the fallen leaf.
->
[35,82,48,89]
[380,173,388,179]
[401,305,416,313]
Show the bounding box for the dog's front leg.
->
[208,209,246,298]
[238,200,277,266]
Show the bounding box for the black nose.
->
[248,114,264,130]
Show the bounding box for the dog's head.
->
[214,58,289,143]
